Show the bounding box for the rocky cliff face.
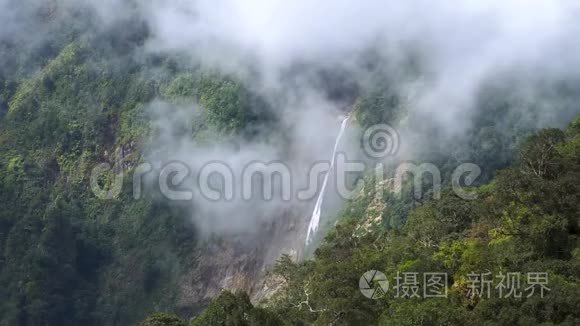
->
[174,205,310,316]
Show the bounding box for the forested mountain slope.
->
[144,118,580,324]
[2,1,580,326]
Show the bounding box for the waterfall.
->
[305,114,351,245]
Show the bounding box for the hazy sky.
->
[3,0,580,234]
[137,0,580,130]
[107,0,580,233]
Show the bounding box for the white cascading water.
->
[305,114,351,245]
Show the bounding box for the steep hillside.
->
[181,117,580,325]
[2,2,580,326]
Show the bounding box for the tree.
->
[139,313,186,326]
[191,291,281,326]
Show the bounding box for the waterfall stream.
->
[305,114,351,245]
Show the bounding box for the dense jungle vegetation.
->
[1,2,579,326]
[143,117,580,325]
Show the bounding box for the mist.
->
[143,93,361,236]
[4,0,580,235]
[128,0,579,231]
[140,0,580,122]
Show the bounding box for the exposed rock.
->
[175,205,310,317]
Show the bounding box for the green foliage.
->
[210,121,580,325]
[1,5,580,325]
[191,291,281,326]
[354,88,404,129]
[0,38,201,325]
[139,313,187,326]
[162,73,199,100]
[0,25,284,324]
[160,71,276,138]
